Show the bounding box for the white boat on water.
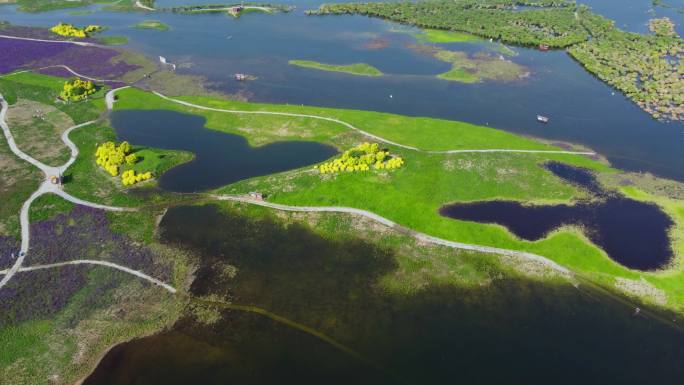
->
[537,115,550,123]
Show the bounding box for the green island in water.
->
[0,0,684,383]
[289,60,384,76]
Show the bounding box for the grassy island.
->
[134,19,169,31]
[289,60,383,77]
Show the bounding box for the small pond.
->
[110,109,337,192]
[439,162,674,270]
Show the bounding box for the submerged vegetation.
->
[309,0,592,48]
[568,23,684,121]
[434,48,527,83]
[309,0,684,121]
[289,60,383,77]
[134,19,169,31]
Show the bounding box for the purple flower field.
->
[0,205,172,326]
[0,236,20,270]
[0,38,139,80]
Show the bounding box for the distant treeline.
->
[166,3,293,13]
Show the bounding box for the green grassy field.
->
[414,29,480,43]
[112,87,684,310]
[289,60,383,77]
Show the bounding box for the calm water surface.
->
[110,109,337,192]
[0,0,682,181]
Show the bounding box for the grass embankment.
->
[134,19,169,31]
[289,60,383,77]
[113,87,684,310]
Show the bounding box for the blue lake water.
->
[0,0,682,182]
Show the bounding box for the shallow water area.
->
[83,204,684,385]
[110,109,337,192]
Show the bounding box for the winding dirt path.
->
[213,195,572,275]
[0,34,96,47]
[0,92,169,293]
[0,260,176,293]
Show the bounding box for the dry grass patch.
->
[7,99,74,166]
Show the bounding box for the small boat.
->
[538,44,550,51]
[235,73,247,81]
[537,115,550,123]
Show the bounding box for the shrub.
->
[59,77,97,102]
[315,142,405,174]
[50,22,102,38]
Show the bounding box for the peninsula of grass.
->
[134,19,169,31]
[289,60,383,77]
[110,86,684,312]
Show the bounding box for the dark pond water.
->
[110,109,337,192]
[1,0,682,181]
[84,204,684,385]
[440,162,674,270]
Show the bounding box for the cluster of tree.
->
[121,170,153,186]
[307,0,594,47]
[315,142,405,174]
[50,22,102,38]
[95,141,137,177]
[59,78,97,102]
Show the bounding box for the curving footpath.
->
[0,65,121,84]
[213,195,572,275]
[150,91,596,156]
[0,92,173,293]
[0,34,95,47]
[0,260,176,293]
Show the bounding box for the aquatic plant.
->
[315,142,404,174]
[308,0,589,48]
